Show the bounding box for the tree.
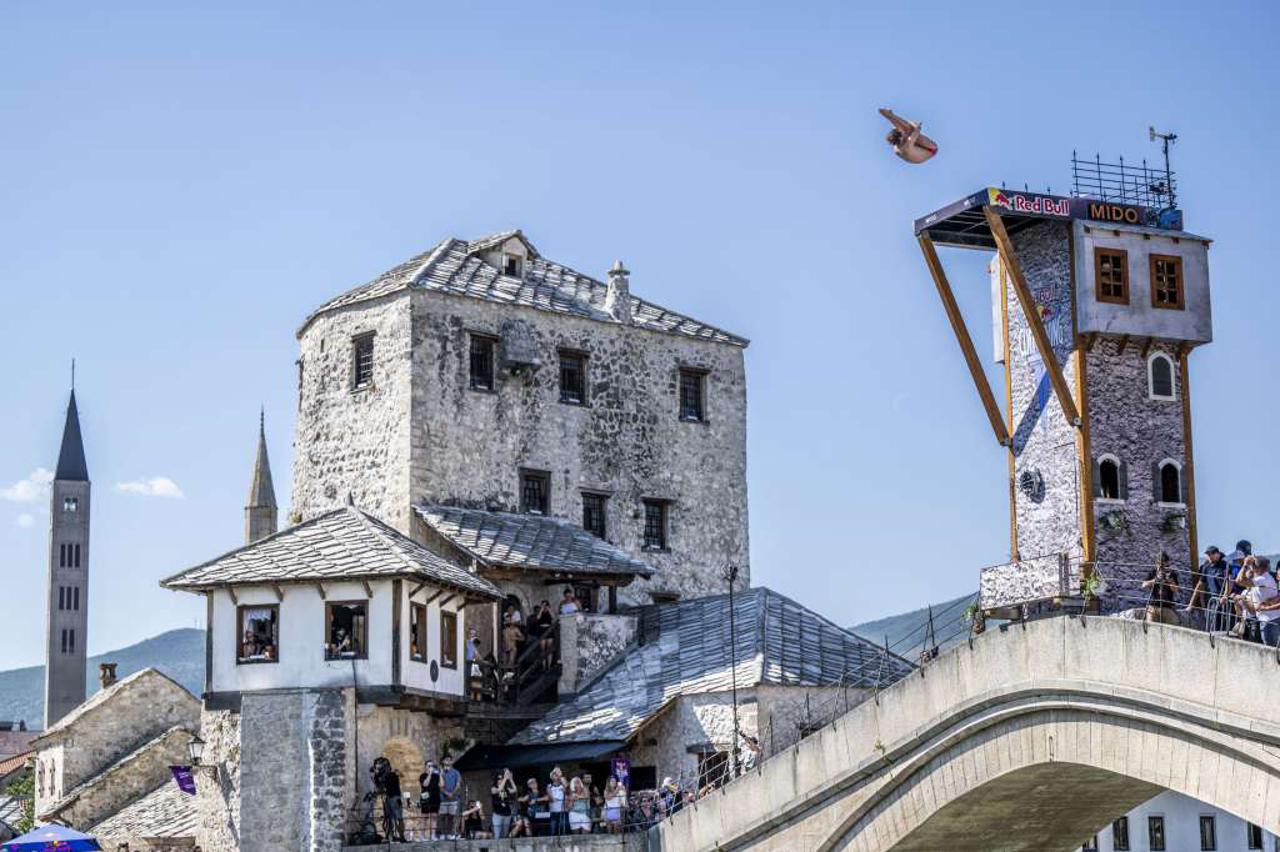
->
[5,771,34,833]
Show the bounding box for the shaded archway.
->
[381,736,424,793]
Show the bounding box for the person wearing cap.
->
[1186,545,1228,628]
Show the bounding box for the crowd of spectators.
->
[1137,539,1280,646]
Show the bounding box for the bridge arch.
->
[655,617,1280,851]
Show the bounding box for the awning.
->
[454,740,625,772]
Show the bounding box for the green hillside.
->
[851,593,976,659]
[0,628,205,729]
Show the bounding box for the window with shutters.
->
[1094,248,1129,304]
[1112,817,1131,851]
[1149,255,1184,310]
[469,334,495,391]
[1157,460,1184,505]
[1148,353,1176,401]
[1148,815,1166,851]
[351,333,375,390]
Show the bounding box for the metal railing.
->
[1071,151,1176,210]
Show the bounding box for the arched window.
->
[1099,457,1121,500]
[1156,460,1183,504]
[1148,353,1175,400]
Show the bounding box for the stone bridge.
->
[654,616,1280,851]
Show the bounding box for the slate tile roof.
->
[299,231,749,347]
[39,725,193,821]
[32,668,190,744]
[162,506,502,599]
[509,587,915,745]
[414,505,656,578]
[88,779,198,843]
[0,794,27,834]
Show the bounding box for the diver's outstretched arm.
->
[879,108,920,136]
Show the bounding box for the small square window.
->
[520,469,550,515]
[1094,248,1129,304]
[643,499,669,551]
[582,492,607,539]
[63,497,78,513]
[469,334,495,391]
[679,369,706,422]
[410,603,428,662]
[325,601,368,659]
[1150,255,1184,310]
[440,609,458,669]
[559,351,587,405]
[237,605,279,664]
[352,333,375,389]
[502,253,524,277]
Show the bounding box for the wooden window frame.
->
[581,492,608,539]
[1093,247,1129,305]
[642,499,669,551]
[1112,816,1131,851]
[439,609,458,669]
[469,333,496,392]
[410,602,428,663]
[1148,352,1176,401]
[1148,815,1166,851]
[351,332,376,390]
[236,603,280,665]
[520,468,550,515]
[1198,815,1216,851]
[324,600,369,661]
[1149,254,1185,310]
[678,368,707,422]
[558,349,588,406]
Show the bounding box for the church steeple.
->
[46,382,91,727]
[245,409,278,544]
[55,390,89,482]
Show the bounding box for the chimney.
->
[604,261,633,324]
[99,662,118,691]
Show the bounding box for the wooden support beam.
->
[315,582,326,600]
[1117,335,1130,356]
[226,587,238,606]
[1000,264,1019,560]
[1084,332,1098,353]
[272,584,285,602]
[1140,337,1154,359]
[361,580,374,599]
[918,234,1011,446]
[437,594,458,610]
[408,581,428,600]
[1180,351,1200,572]
[984,208,1082,427]
[421,589,444,607]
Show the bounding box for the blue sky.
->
[1,1,1277,671]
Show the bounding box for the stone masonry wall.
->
[195,709,242,852]
[57,726,193,830]
[628,691,760,784]
[292,295,414,530]
[1006,221,1084,565]
[755,684,869,760]
[238,688,355,852]
[558,613,638,696]
[1088,337,1190,606]
[409,290,749,605]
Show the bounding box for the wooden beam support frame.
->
[918,234,1011,447]
[226,587,238,606]
[272,584,285,602]
[984,208,1082,428]
[361,580,374,599]
[421,589,444,607]
[408,581,429,600]
[1179,349,1200,571]
[315,582,326,600]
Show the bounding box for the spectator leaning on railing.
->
[1142,553,1181,625]
[1234,556,1280,647]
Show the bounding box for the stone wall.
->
[1087,337,1191,606]
[628,691,760,784]
[755,684,869,761]
[558,613,638,696]
[407,290,749,605]
[291,295,414,530]
[237,689,356,852]
[194,709,242,852]
[56,726,192,829]
[345,836,642,851]
[354,704,467,802]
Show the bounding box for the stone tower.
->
[245,410,278,544]
[917,186,1212,612]
[46,389,90,727]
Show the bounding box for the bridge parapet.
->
[653,615,1280,851]
[979,552,1080,610]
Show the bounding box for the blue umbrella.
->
[1,824,101,851]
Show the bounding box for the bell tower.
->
[46,386,91,727]
[916,156,1212,614]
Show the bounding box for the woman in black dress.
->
[419,760,441,840]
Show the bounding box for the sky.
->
[1,0,1278,671]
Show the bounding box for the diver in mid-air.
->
[879,108,937,164]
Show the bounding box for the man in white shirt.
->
[1236,558,1280,647]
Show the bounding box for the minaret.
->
[45,387,90,727]
[245,409,278,544]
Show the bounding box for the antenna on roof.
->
[1149,126,1178,209]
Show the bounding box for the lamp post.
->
[722,563,741,778]
[187,735,205,766]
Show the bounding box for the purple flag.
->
[171,765,197,795]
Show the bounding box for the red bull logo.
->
[986,188,1071,218]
